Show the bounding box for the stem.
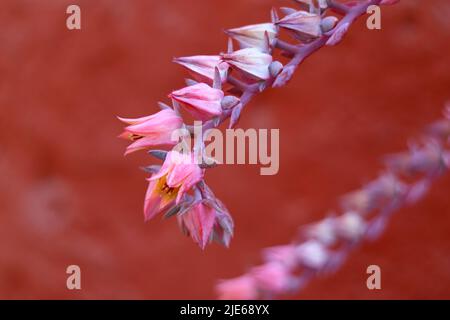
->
[327,0,351,15]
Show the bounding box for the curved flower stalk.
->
[118,0,398,249]
[216,106,450,299]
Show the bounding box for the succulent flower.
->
[225,23,278,52]
[275,10,322,42]
[221,47,273,81]
[118,109,183,155]
[173,55,229,85]
[144,151,203,221]
[169,83,224,121]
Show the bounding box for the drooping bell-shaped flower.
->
[177,202,217,250]
[225,23,278,51]
[144,151,204,221]
[169,83,223,121]
[275,10,322,42]
[221,48,273,81]
[118,108,183,155]
[173,55,229,84]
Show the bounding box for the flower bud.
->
[295,240,329,270]
[320,16,339,33]
[169,83,224,121]
[173,55,229,85]
[226,23,278,52]
[221,48,273,81]
[276,10,322,42]
[335,211,366,242]
[269,61,284,78]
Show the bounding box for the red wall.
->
[0,0,449,299]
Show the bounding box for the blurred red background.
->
[0,0,449,299]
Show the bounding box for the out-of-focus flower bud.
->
[303,217,337,246]
[216,276,258,300]
[221,48,273,81]
[169,83,224,121]
[251,262,293,294]
[385,142,448,177]
[263,245,298,269]
[276,10,322,42]
[225,23,278,52]
[342,174,407,214]
[335,211,366,242]
[295,240,329,270]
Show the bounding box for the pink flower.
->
[275,11,322,42]
[173,55,229,84]
[221,48,273,81]
[226,23,278,51]
[118,109,183,155]
[169,83,223,121]
[144,151,203,221]
[251,262,292,294]
[177,202,216,250]
[216,276,258,300]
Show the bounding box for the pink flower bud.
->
[118,109,183,155]
[177,202,216,250]
[216,276,258,300]
[226,23,278,51]
[221,48,273,81]
[173,55,229,85]
[144,151,203,221]
[275,11,322,42]
[169,83,224,121]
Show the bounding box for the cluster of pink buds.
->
[216,106,450,299]
[118,0,398,249]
